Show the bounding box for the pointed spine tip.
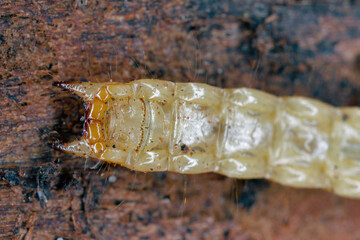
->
[52,141,60,150]
[52,81,62,87]
[52,141,66,152]
[53,80,76,88]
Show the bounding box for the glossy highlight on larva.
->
[54,79,360,198]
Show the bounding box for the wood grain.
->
[1,0,360,239]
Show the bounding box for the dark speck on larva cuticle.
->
[342,114,348,121]
[181,144,190,153]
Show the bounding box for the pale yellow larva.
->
[54,79,360,198]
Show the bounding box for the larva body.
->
[55,79,360,198]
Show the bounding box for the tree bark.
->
[1,0,360,239]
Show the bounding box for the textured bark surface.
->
[1,0,360,239]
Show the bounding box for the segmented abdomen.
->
[168,82,360,198]
[56,80,360,198]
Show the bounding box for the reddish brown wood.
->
[1,0,360,239]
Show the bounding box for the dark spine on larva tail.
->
[55,79,360,198]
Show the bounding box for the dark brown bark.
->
[1,0,360,239]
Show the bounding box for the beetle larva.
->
[54,79,360,198]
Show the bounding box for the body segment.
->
[55,79,360,198]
